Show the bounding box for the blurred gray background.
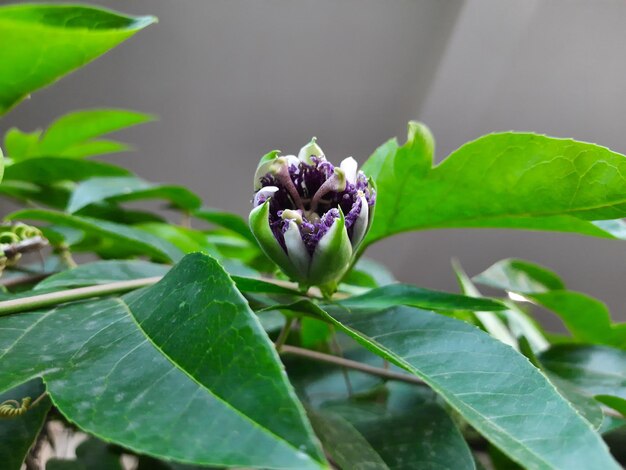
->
[2,0,626,325]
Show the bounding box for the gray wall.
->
[2,0,626,325]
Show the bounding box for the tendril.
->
[0,392,47,419]
[0,397,32,418]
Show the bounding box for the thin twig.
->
[1,272,51,288]
[280,345,426,387]
[330,333,354,396]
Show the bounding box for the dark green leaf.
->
[318,304,619,469]
[35,260,171,290]
[3,158,130,183]
[540,344,626,401]
[0,5,155,114]
[0,379,51,470]
[335,284,506,312]
[363,124,626,246]
[7,209,183,262]
[518,337,603,428]
[323,384,476,470]
[193,208,255,243]
[68,177,201,213]
[0,253,326,468]
[75,438,124,470]
[308,409,389,470]
[342,258,396,289]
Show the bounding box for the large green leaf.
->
[362,123,626,246]
[3,158,130,183]
[68,176,202,213]
[0,253,326,469]
[0,5,155,115]
[0,379,51,470]
[7,209,183,262]
[334,284,506,312]
[317,304,619,469]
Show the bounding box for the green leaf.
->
[3,158,129,183]
[342,257,396,289]
[68,176,202,213]
[363,125,626,246]
[37,109,154,155]
[474,259,625,347]
[527,291,625,347]
[518,338,603,429]
[7,209,183,262]
[193,208,255,243]
[473,258,565,293]
[307,409,389,470]
[3,127,42,159]
[134,223,217,255]
[0,253,326,469]
[0,379,51,470]
[318,304,619,469]
[56,139,131,159]
[335,284,506,312]
[453,261,519,348]
[0,5,156,115]
[540,344,626,401]
[322,384,476,470]
[73,438,124,470]
[35,260,171,290]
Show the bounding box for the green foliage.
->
[363,123,626,247]
[0,5,155,115]
[1,3,625,469]
[317,304,618,469]
[0,254,325,469]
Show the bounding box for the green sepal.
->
[309,209,352,287]
[254,150,281,190]
[248,199,301,280]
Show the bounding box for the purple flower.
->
[249,138,375,290]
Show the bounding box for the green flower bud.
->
[249,139,376,294]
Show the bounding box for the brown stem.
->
[280,345,426,387]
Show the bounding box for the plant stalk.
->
[0,277,162,316]
[280,344,426,386]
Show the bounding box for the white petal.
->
[253,186,279,206]
[284,154,300,167]
[350,195,369,249]
[284,220,310,277]
[340,157,358,185]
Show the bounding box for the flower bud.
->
[249,139,376,292]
